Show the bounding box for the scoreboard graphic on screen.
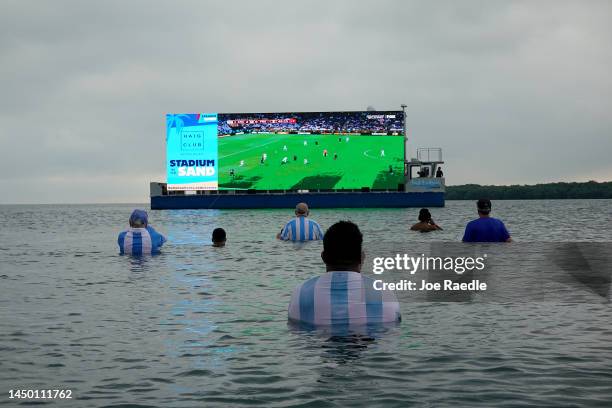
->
[166,111,405,191]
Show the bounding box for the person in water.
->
[288,221,401,326]
[118,209,167,255]
[212,228,226,247]
[410,208,442,232]
[462,199,512,242]
[277,202,324,241]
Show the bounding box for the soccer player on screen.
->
[323,149,328,157]
[303,140,307,146]
[282,156,288,165]
[283,145,287,151]
[346,137,350,142]
[240,160,245,167]
[304,158,308,165]
[380,149,385,157]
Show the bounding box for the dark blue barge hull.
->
[151,191,444,210]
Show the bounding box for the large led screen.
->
[166,111,405,191]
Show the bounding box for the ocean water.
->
[1,200,611,407]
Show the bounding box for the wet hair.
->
[323,221,362,267]
[418,208,432,223]
[212,228,226,243]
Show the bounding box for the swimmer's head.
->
[129,209,148,228]
[418,208,432,222]
[295,202,309,217]
[322,221,365,272]
[212,228,226,247]
[477,199,492,215]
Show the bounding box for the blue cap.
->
[129,209,148,226]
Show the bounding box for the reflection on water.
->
[0,201,611,407]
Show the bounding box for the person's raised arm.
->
[429,219,443,230]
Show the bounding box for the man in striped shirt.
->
[288,221,401,327]
[118,209,167,256]
[277,203,324,242]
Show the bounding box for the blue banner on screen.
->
[166,113,219,191]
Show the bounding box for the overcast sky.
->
[1,0,611,203]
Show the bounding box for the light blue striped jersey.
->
[288,271,401,326]
[280,216,324,241]
[118,226,166,256]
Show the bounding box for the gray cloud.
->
[1,0,611,203]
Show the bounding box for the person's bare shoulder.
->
[411,222,434,232]
[410,223,423,231]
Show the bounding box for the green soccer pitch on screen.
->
[216,111,405,191]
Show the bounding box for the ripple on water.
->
[1,202,612,407]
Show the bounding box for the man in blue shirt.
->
[118,209,167,255]
[277,203,324,241]
[462,199,512,243]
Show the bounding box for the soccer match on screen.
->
[166,111,406,191]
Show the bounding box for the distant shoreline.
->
[446,181,612,200]
[1,181,612,205]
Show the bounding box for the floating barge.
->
[150,148,445,209]
[150,187,444,210]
